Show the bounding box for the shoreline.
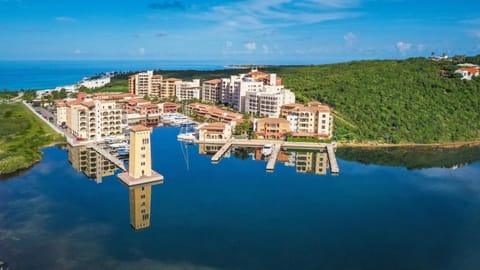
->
[337,140,480,149]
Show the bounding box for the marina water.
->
[1,127,480,269]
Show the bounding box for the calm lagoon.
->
[1,127,480,269]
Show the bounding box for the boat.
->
[261,143,273,156]
[177,132,196,142]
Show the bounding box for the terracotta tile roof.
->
[54,100,67,107]
[459,67,479,74]
[199,122,227,131]
[258,118,290,124]
[130,125,152,132]
[204,79,222,84]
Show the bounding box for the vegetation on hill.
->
[0,102,64,175]
[274,58,480,144]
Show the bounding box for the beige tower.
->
[129,184,152,230]
[118,124,163,186]
[129,125,153,178]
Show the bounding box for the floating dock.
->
[326,144,339,174]
[207,139,340,175]
[87,143,127,171]
[211,139,233,163]
[266,143,282,171]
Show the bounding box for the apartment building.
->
[197,122,233,141]
[62,97,123,141]
[124,98,160,126]
[128,71,163,96]
[202,79,221,103]
[160,78,181,99]
[55,100,67,126]
[254,118,291,139]
[186,103,243,124]
[80,76,111,89]
[245,86,295,118]
[281,102,333,139]
[218,69,294,116]
[129,71,153,96]
[159,102,180,114]
[176,79,201,101]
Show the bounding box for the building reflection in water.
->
[199,144,330,175]
[67,144,117,183]
[68,144,161,230]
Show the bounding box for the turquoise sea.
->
[1,127,480,269]
[0,60,226,91]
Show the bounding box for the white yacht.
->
[261,143,273,156]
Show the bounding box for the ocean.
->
[0,60,227,91]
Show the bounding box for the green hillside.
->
[275,58,480,144]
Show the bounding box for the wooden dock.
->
[87,143,127,171]
[207,139,340,175]
[211,139,233,163]
[266,143,282,171]
[326,145,339,174]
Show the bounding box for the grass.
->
[0,102,65,175]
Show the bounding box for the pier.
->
[87,143,127,171]
[206,139,339,175]
[266,143,282,171]
[326,145,339,174]
[211,139,233,163]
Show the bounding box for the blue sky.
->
[0,0,479,64]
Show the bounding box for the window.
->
[141,194,146,199]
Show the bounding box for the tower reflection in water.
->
[67,144,162,230]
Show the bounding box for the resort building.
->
[176,79,201,101]
[129,71,153,96]
[55,100,68,126]
[79,76,111,89]
[254,118,291,139]
[197,122,233,141]
[186,103,243,124]
[202,79,221,103]
[160,78,181,99]
[245,86,295,118]
[281,101,334,139]
[128,71,163,97]
[159,102,180,114]
[62,97,123,141]
[218,68,294,115]
[124,98,160,126]
[455,64,480,80]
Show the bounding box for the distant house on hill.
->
[454,64,480,80]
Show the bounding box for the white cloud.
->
[343,32,356,47]
[55,16,75,23]
[198,0,362,31]
[262,44,270,54]
[310,0,359,8]
[245,42,256,51]
[396,41,412,55]
[138,48,145,55]
[73,48,81,54]
[417,43,425,52]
